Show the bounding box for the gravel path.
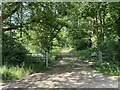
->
[0,56,119,89]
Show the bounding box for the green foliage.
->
[0,62,47,82]
[75,38,92,51]
[2,33,29,65]
[51,48,61,59]
[2,70,15,81]
[2,2,120,77]
[94,62,120,76]
[26,61,46,73]
[0,66,31,82]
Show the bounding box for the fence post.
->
[98,51,102,64]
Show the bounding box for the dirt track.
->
[0,56,119,89]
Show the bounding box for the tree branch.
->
[2,2,22,21]
[2,25,22,32]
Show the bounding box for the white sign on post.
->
[46,52,48,67]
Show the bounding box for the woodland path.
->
[1,52,119,89]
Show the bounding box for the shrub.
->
[2,33,29,66]
[94,62,120,76]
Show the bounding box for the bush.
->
[2,33,29,66]
[94,62,120,76]
[72,38,92,51]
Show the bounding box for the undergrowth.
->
[94,62,120,76]
[0,61,47,82]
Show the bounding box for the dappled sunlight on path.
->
[1,53,119,89]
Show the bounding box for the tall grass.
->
[0,66,32,82]
[0,61,47,82]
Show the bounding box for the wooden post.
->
[98,51,102,64]
[46,51,48,67]
[113,53,116,61]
